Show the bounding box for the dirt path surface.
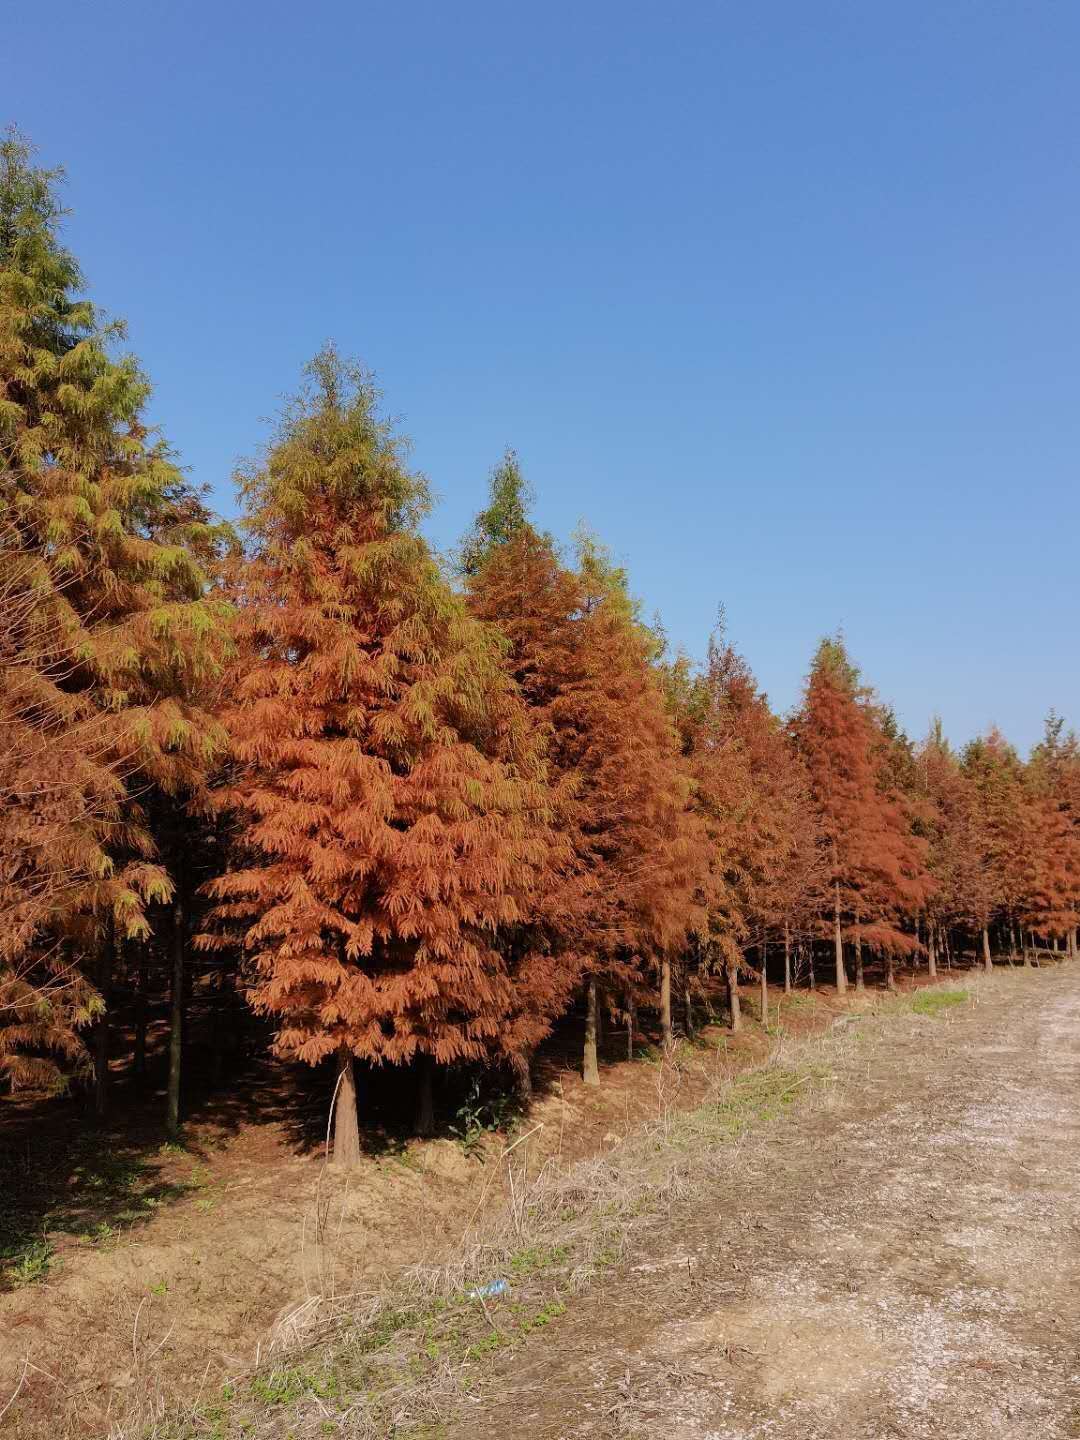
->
[451,968,1080,1440]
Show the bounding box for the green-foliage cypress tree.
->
[0,131,229,1091]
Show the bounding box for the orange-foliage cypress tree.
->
[961,729,1028,968]
[204,357,555,1159]
[668,632,821,1028]
[0,542,118,1088]
[466,462,697,1080]
[1024,714,1080,953]
[916,721,987,975]
[794,638,929,990]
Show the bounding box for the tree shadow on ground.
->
[0,952,995,1288]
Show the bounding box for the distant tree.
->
[1023,713,1080,954]
[794,638,929,992]
[917,721,982,974]
[671,638,778,1027]
[961,729,1028,969]
[466,461,697,1081]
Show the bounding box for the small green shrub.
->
[3,1238,54,1286]
[449,1077,520,1156]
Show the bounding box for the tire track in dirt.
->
[452,968,1080,1439]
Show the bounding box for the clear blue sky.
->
[8,2,1079,752]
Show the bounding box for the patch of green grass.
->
[516,1299,566,1334]
[352,1305,422,1356]
[1,1238,54,1287]
[674,1063,816,1147]
[82,1218,121,1248]
[463,1329,510,1361]
[911,988,969,1017]
[509,1243,568,1278]
[248,1367,339,1407]
[777,991,807,1009]
[634,1040,662,1062]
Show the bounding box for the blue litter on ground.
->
[468,1278,509,1299]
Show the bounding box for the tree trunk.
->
[759,940,768,1026]
[886,952,897,991]
[1071,927,1078,961]
[927,922,938,979]
[783,924,792,995]
[625,986,635,1060]
[808,942,816,991]
[333,1046,361,1165]
[727,961,741,1033]
[93,967,110,1123]
[981,925,993,974]
[211,962,228,1087]
[513,1049,533,1107]
[415,1052,435,1136]
[93,932,114,1119]
[133,943,148,1084]
[854,916,864,992]
[833,882,848,994]
[166,871,186,1139]
[659,955,673,1051]
[583,975,600,1085]
[684,975,695,1039]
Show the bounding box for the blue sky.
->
[7,2,1079,751]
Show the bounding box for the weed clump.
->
[911,989,968,1017]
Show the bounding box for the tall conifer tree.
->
[0,131,228,1091]
[961,729,1028,968]
[794,638,929,990]
[204,356,556,1158]
[466,460,697,1080]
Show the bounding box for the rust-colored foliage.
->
[466,467,697,1069]
[793,638,930,978]
[0,549,116,1087]
[668,634,824,1015]
[1022,715,1080,942]
[960,728,1030,939]
[202,356,559,1151]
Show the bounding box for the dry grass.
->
[101,980,955,1440]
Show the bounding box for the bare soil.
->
[448,965,1080,1439]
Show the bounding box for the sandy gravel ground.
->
[451,966,1080,1439]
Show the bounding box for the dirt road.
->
[451,968,1080,1439]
